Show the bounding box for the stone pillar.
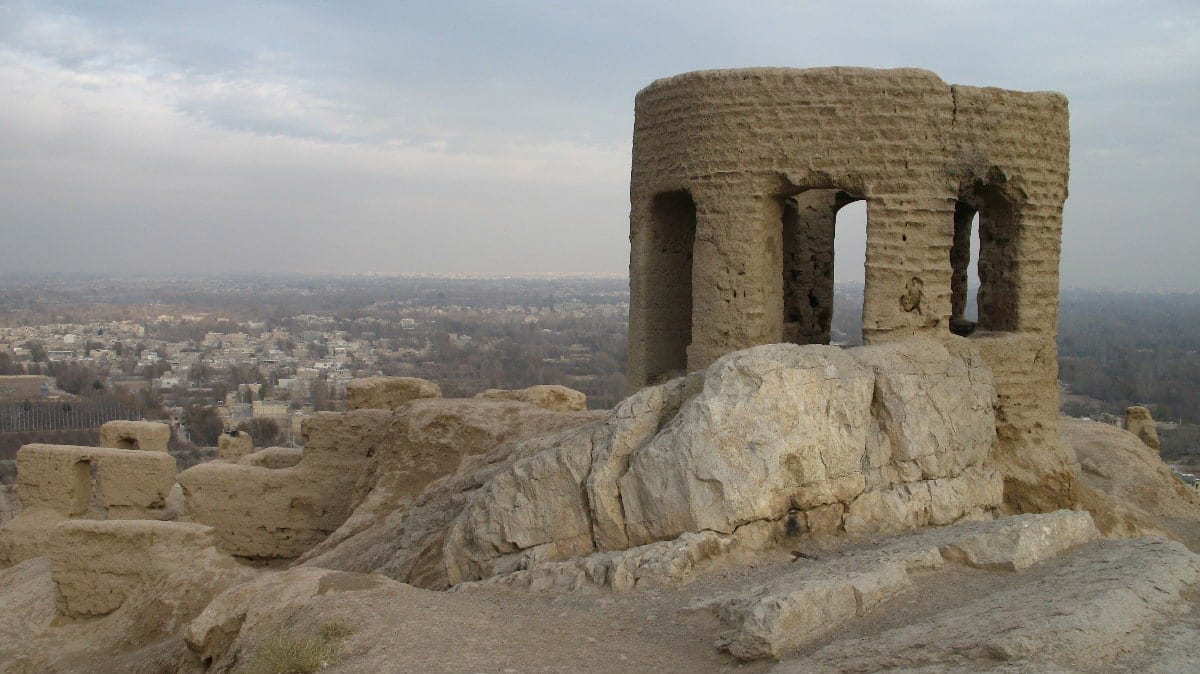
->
[686,183,784,372]
[860,193,953,343]
[782,190,844,345]
[950,201,975,320]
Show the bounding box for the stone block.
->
[15,444,176,520]
[99,420,171,452]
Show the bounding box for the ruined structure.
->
[626,67,1070,507]
[1124,405,1161,452]
[99,420,171,452]
[9,67,1200,674]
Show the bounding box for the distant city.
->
[0,273,1197,467]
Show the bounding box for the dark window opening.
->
[952,183,1020,335]
[781,190,864,346]
[643,190,696,383]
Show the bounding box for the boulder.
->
[99,420,171,452]
[774,537,1200,672]
[1064,416,1200,538]
[308,339,1003,589]
[936,509,1099,571]
[475,384,588,411]
[1124,405,1161,452]
[711,511,1099,660]
[346,376,440,410]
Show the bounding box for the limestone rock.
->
[298,400,604,569]
[475,384,588,411]
[99,420,171,452]
[712,511,1099,660]
[1125,405,1161,452]
[216,431,253,461]
[717,559,911,660]
[15,444,176,520]
[309,339,1001,590]
[1064,416,1200,538]
[456,522,775,594]
[774,538,1200,672]
[936,509,1099,571]
[346,376,441,410]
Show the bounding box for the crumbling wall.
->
[1124,406,1161,452]
[475,385,588,412]
[46,519,221,617]
[15,444,176,520]
[178,410,393,559]
[217,431,254,461]
[347,376,441,411]
[99,420,171,452]
[181,391,605,562]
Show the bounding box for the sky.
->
[0,1,1196,290]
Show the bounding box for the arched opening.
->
[781,191,865,346]
[642,189,696,383]
[951,183,1020,334]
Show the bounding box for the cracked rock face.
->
[311,337,1002,589]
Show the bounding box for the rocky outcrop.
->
[1064,416,1200,538]
[297,399,606,568]
[99,420,171,452]
[308,339,1002,589]
[1125,405,1162,452]
[454,522,776,594]
[475,384,588,411]
[346,376,441,410]
[774,537,1200,672]
[709,511,1099,660]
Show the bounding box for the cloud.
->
[0,1,1196,288]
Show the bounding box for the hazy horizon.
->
[1,1,1197,291]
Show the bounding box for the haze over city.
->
[1,1,1197,290]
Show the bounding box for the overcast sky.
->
[1,1,1196,289]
